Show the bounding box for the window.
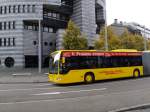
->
[9,6,11,13]
[0,7,2,14]
[32,5,35,13]
[48,28,53,33]
[0,22,2,30]
[4,22,6,30]
[13,38,15,46]
[0,38,2,46]
[27,5,30,13]
[44,42,48,46]
[33,41,37,45]
[43,27,48,32]
[8,38,11,46]
[18,5,20,13]
[49,42,53,46]
[23,5,25,13]
[4,38,6,46]
[8,21,11,29]
[13,21,15,29]
[13,5,16,13]
[4,6,7,14]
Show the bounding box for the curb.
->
[109,103,150,112]
[0,75,49,84]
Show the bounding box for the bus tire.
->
[84,73,95,84]
[133,69,140,78]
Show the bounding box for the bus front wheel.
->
[133,69,140,78]
[84,73,95,84]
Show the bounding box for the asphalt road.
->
[1,77,150,112]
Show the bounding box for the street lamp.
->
[104,1,108,51]
[143,26,147,51]
[38,19,42,73]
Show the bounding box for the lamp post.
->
[38,19,42,73]
[104,1,108,51]
[143,26,147,51]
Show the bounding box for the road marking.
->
[32,84,53,87]
[44,73,49,75]
[33,88,107,95]
[12,73,31,76]
[0,87,62,92]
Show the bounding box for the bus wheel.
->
[133,69,140,78]
[84,73,95,84]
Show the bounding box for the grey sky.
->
[107,0,150,28]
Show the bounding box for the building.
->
[0,0,106,68]
[111,19,150,38]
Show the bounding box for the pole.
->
[104,1,108,51]
[144,26,147,51]
[38,19,42,73]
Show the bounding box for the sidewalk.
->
[0,68,49,83]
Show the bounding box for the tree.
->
[95,26,121,50]
[147,39,150,50]
[120,30,145,51]
[63,20,88,50]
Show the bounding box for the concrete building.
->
[0,0,106,68]
[111,19,150,38]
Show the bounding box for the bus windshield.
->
[49,52,60,74]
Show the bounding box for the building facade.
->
[111,19,150,38]
[0,0,106,68]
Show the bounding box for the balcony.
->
[43,0,73,15]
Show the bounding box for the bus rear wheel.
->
[84,73,95,84]
[133,69,140,78]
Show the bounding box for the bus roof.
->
[54,50,142,57]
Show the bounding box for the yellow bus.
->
[48,50,143,84]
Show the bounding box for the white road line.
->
[32,84,53,87]
[33,88,107,95]
[12,73,31,76]
[44,73,49,75]
[0,87,61,92]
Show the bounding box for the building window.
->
[4,6,7,14]
[0,22,2,30]
[33,41,37,45]
[0,6,2,14]
[32,5,35,13]
[0,38,2,46]
[8,22,11,29]
[8,38,11,46]
[44,42,48,46]
[4,22,6,30]
[27,5,30,13]
[18,5,20,13]
[13,38,15,46]
[9,6,11,13]
[13,5,16,13]
[13,21,15,29]
[23,5,25,13]
[4,38,6,46]
[49,42,53,46]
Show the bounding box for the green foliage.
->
[95,26,148,51]
[95,26,121,50]
[63,20,88,50]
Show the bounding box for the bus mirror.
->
[62,57,65,64]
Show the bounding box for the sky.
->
[107,0,150,28]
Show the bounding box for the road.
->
[1,77,150,112]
